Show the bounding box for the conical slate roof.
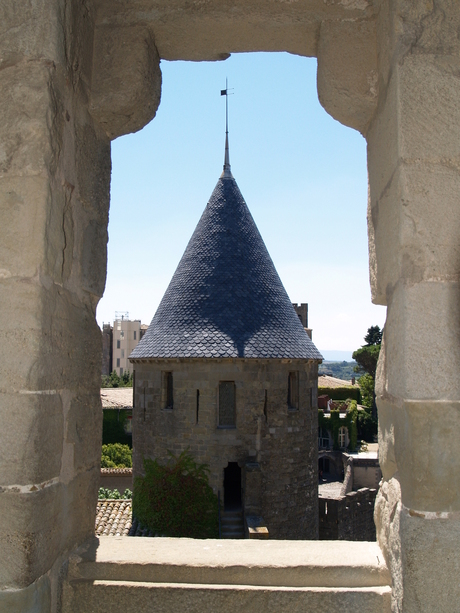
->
[130,172,322,360]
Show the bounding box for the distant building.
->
[101,315,147,377]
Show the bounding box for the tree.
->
[352,344,380,379]
[353,325,382,422]
[364,325,383,346]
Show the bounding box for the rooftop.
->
[131,173,322,361]
[100,388,133,409]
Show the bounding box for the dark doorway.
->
[319,457,330,474]
[224,462,242,511]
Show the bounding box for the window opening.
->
[117,340,120,349]
[163,371,173,409]
[134,331,137,340]
[218,381,236,427]
[338,426,348,448]
[288,371,299,410]
[116,358,120,367]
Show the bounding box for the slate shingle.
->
[130,173,323,361]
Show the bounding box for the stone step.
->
[63,537,391,613]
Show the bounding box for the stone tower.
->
[130,135,322,539]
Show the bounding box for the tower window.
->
[162,372,173,409]
[288,371,299,410]
[218,381,236,427]
[117,340,120,349]
[134,331,137,340]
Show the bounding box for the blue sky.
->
[96,52,386,358]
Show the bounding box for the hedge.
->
[318,386,361,402]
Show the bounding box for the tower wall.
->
[131,358,319,539]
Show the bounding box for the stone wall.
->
[131,357,319,539]
[319,488,377,541]
[2,0,460,610]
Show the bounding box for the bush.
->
[101,370,133,388]
[102,410,132,447]
[101,443,132,468]
[357,409,378,442]
[318,386,361,402]
[98,487,132,499]
[133,450,219,539]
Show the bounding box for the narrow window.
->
[116,358,120,367]
[163,371,173,409]
[338,426,348,448]
[117,340,120,349]
[263,389,268,422]
[121,349,125,358]
[219,381,236,427]
[196,389,200,424]
[134,331,137,340]
[288,371,299,410]
[120,367,124,376]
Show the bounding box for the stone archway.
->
[1,1,460,612]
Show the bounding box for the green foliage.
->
[319,361,358,380]
[98,487,132,499]
[318,386,361,402]
[364,325,383,346]
[101,443,132,468]
[357,409,378,442]
[358,374,374,409]
[318,399,358,451]
[101,370,133,388]
[133,450,219,539]
[352,345,381,379]
[102,410,132,447]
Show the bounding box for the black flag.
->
[221,89,227,96]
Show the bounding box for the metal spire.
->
[220,79,233,178]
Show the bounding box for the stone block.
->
[382,281,460,400]
[368,161,460,303]
[0,62,63,179]
[377,398,460,512]
[397,54,460,162]
[0,392,63,486]
[0,468,98,589]
[0,573,51,613]
[0,0,65,68]
[317,18,378,134]
[399,507,460,613]
[90,26,161,139]
[0,177,50,279]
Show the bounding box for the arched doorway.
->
[223,462,242,511]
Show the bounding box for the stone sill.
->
[72,537,390,589]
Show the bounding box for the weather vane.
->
[220,79,234,175]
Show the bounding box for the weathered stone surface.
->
[95,0,376,62]
[0,467,98,589]
[0,574,51,613]
[132,358,318,539]
[317,18,378,134]
[0,392,63,486]
[377,399,460,512]
[381,281,460,401]
[0,0,65,68]
[90,26,162,139]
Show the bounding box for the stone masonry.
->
[1,0,460,612]
[132,358,319,539]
